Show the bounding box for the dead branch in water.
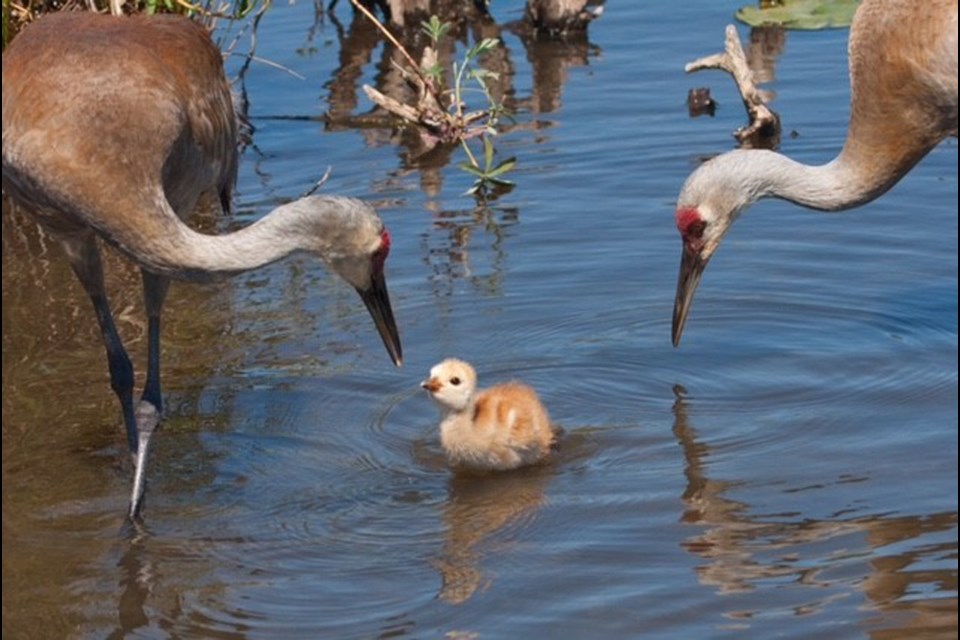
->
[686,25,781,149]
[349,0,502,151]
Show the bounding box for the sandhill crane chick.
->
[422,359,555,472]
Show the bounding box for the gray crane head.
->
[671,151,763,347]
[288,196,403,366]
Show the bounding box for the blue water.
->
[2,1,956,638]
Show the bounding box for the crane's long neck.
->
[753,152,860,211]
[170,207,310,278]
[110,197,350,280]
[716,146,917,214]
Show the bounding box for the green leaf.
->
[457,162,487,177]
[468,68,499,82]
[422,63,444,83]
[466,37,500,60]
[735,0,859,30]
[476,38,500,53]
[421,15,451,43]
[483,136,495,170]
[486,157,516,178]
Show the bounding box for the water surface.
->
[3,2,957,638]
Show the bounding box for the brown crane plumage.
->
[2,12,403,518]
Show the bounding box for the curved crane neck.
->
[113,196,366,281]
[702,142,928,216]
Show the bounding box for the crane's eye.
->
[450,377,461,386]
[687,220,706,239]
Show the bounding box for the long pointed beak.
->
[357,270,403,367]
[672,247,709,347]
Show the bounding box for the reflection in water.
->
[744,26,785,104]
[511,26,599,115]
[110,525,153,639]
[686,24,786,151]
[319,1,600,193]
[246,3,601,309]
[672,387,958,636]
[434,470,551,604]
[422,203,519,298]
[3,199,247,636]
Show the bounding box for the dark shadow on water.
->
[246,0,603,196]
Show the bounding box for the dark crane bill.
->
[671,247,709,347]
[357,270,403,367]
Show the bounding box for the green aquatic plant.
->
[459,133,516,198]
[441,28,515,198]
[350,1,515,199]
[735,0,859,30]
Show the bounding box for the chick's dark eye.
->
[450,377,461,386]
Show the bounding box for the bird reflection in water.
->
[671,386,958,634]
[433,469,552,604]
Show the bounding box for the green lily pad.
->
[735,0,860,30]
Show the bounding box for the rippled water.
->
[3,2,957,638]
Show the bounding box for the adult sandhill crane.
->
[1,12,403,519]
[672,0,958,346]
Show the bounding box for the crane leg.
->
[123,270,171,519]
[60,232,148,516]
[140,270,170,413]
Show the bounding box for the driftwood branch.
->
[686,25,780,147]
[362,84,423,123]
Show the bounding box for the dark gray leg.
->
[61,233,154,517]
[115,271,170,519]
[140,270,170,413]
[124,270,171,518]
[60,232,138,455]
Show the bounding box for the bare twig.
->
[686,25,780,146]
[362,85,423,123]
[172,0,238,19]
[301,166,334,197]
[347,0,435,94]
[233,53,307,80]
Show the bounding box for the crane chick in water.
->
[422,359,556,472]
